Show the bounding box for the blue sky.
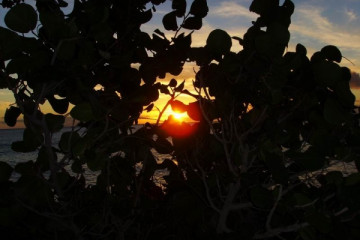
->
[1,0,360,126]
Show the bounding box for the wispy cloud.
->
[210,1,257,19]
[290,5,360,50]
[345,8,357,22]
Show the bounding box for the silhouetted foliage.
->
[1,0,360,239]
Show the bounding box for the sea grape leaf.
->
[145,103,154,112]
[265,153,288,184]
[313,60,342,87]
[334,81,355,108]
[267,22,290,46]
[250,0,279,15]
[0,27,22,60]
[296,43,307,56]
[138,9,152,24]
[0,162,13,183]
[45,114,65,133]
[170,100,187,113]
[59,131,81,152]
[154,137,173,154]
[169,78,178,87]
[70,103,95,122]
[182,17,202,30]
[47,95,69,114]
[187,102,201,121]
[190,0,208,18]
[323,98,348,125]
[5,3,38,33]
[11,141,36,153]
[305,210,332,233]
[23,128,43,151]
[321,45,342,63]
[341,67,352,82]
[151,0,166,5]
[250,186,273,209]
[36,146,57,172]
[174,80,185,92]
[206,29,232,55]
[172,0,186,17]
[163,11,178,31]
[4,106,21,127]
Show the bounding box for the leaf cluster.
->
[1,0,360,239]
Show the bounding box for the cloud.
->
[351,71,360,89]
[345,8,357,22]
[210,1,257,19]
[290,5,360,50]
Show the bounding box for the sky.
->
[1,0,360,128]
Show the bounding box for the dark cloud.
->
[350,71,360,89]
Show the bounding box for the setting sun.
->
[172,112,187,122]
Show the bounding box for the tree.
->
[1,0,360,239]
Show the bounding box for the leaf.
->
[305,210,332,233]
[313,60,342,87]
[182,16,202,30]
[173,32,192,49]
[47,95,69,114]
[172,0,187,17]
[59,131,81,152]
[23,128,43,151]
[334,81,355,108]
[187,102,201,121]
[163,11,178,31]
[189,0,208,18]
[296,43,307,55]
[206,29,232,55]
[45,114,65,133]
[145,103,154,112]
[70,103,95,122]
[267,22,290,46]
[154,28,166,39]
[4,106,21,127]
[323,98,348,125]
[265,153,288,184]
[250,0,279,15]
[321,45,342,63]
[170,100,187,113]
[169,78,177,87]
[174,80,185,92]
[0,27,22,60]
[250,186,273,209]
[11,141,36,153]
[154,137,173,154]
[138,9,152,24]
[5,3,38,33]
[0,162,13,183]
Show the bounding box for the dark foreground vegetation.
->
[1,0,360,239]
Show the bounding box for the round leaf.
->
[321,45,342,63]
[190,0,208,18]
[4,106,21,127]
[170,100,187,113]
[5,3,38,33]
[182,16,202,30]
[162,11,178,31]
[206,29,232,55]
[70,103,95,122]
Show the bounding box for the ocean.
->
[0,127,170,186]
[1,128,356,186]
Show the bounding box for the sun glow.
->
[172,111,187,122]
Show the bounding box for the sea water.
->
[0,127,170,186]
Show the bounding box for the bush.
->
[1,0,360,239]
